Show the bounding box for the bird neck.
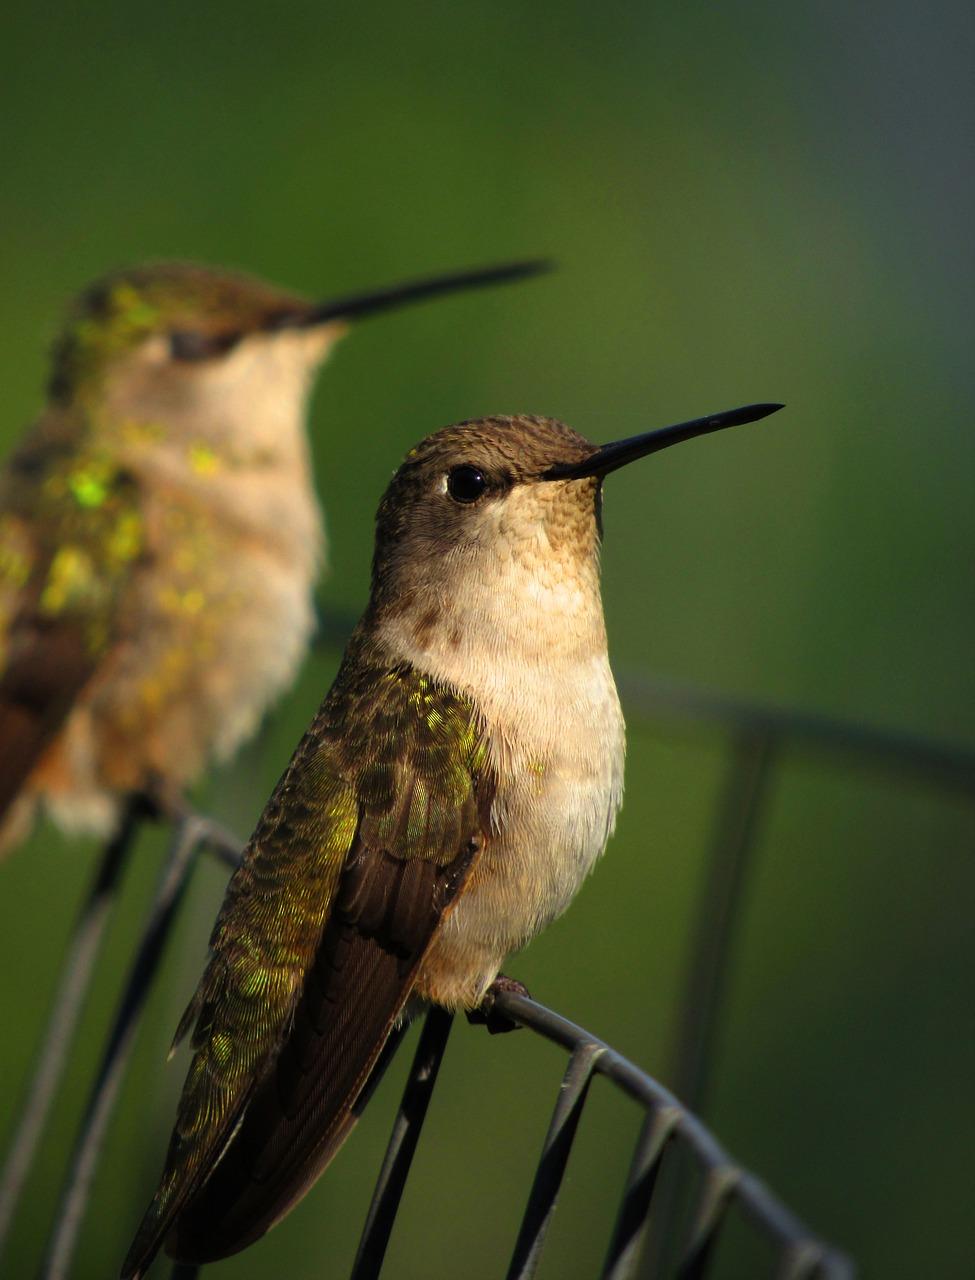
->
[369,533,610,764]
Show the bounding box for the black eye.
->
[169,330,240,362]
[446,465,488,503]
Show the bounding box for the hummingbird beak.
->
[543,403,785,481]
[276,259,554,330]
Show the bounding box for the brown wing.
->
[120,645,492,1277]
[0,612,99,821]
[168,831,481,1263]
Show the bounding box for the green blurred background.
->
[1,2,973,1277]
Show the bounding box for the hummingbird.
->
[0,258,548,853]
[121,401,782,1275]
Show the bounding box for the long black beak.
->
[285,259,553,329]
[544,403,784,480]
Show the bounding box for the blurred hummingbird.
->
[121,401,782,1275]
[0,258,548,853]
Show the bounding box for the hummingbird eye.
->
[169,331,241,362]
[446,465,488,504]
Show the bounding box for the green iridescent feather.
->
[123,631,489,1272]
[0,409,145,666]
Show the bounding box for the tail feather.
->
[164,921,417,1264]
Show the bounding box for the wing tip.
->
[121,1174,188,1279]
[119,1223,158,1280]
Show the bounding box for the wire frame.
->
[346,996,854,1280]
[2,615,971,1278]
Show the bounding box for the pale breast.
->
[416,649,624,1007]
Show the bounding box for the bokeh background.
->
[1,2,973,1277]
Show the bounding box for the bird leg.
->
[467,974,530,1035]
[136,771,188,824]
[137,774,243,870]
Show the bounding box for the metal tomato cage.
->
[3,610,971,1279]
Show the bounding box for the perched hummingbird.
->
[122,401,782,1275]
[0,258,547,852]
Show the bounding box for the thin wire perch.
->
[15,614,969,1278]
[6,797,853,1280]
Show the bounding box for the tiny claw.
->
[135,773,188,825]
[467,974,531,1035]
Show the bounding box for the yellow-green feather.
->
[0,414,144,663]
[124,635,487,1272]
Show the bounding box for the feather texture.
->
[121,629,492,1276]
[0,420,144,839]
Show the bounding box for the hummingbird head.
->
[49,263,322,403]
[372,405,783,610]
[373,416,599,602]
[48,260,552,432]
[368,405,783,678]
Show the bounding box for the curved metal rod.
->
[2,765,859,1279]
[642,730,777,1279]
[492,990,854,1280]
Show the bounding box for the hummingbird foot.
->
[131,776,243,869]
[136,771,189,825]
[467,974,531,1035]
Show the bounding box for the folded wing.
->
[0,420,144,835]
[121,640,492,1276]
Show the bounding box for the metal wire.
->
[616,670,975,794]
[350,1009,453,1280]
[5,626,972,1277]
[0,797,143,1261]
[492,993,854,1279]
[505,1041,605,1280]
[317,604,975,794]
[641,730,777,1279]
[339,999,853,1280]
[9,808,831,1280]
[602,1105,681,1280]
[36,814,240,1280]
